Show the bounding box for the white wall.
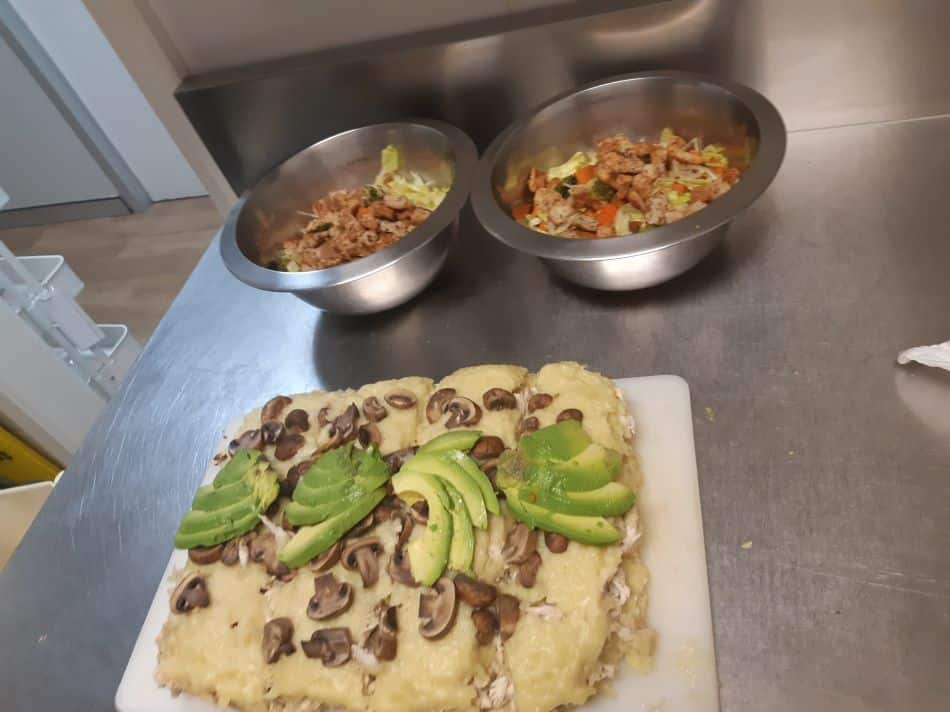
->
[10,0,206,202]
[0,35,116,209]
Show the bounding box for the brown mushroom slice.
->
[384,389,417,410]
[309,541,342,573]
[188,544,224,565]
[409,500,429,525]
[262,395,293,423]
[515,416,539,439]
[426,388,456,424]
[418,577,458,639]
[348,512,378,538]
[341,537,384,588]
[556,408,584,424]
[482,388,517,411]
[170,572,210,614]
[248,530,290,578]
[470,436,504,461]
[284,409,310,433]
[362,397,388,423]
[502,522,538,565]
[357,423,382,449]
[527,393,554,413]
[383,447,416,472]
[220,538,241,566]
[517,550,542,588]
[307,573,353,620]
[444,397,482,429]
[317,406,332,428]
[261,420,284,444]
[472,608,499,646]
[387,548,417,587]
[301,627,352,667]
[275,431,305,461]
[331,404,360,444]
[229,428,262,455]
[544,531,569,554]
[262,617,296,663]
[495,593,520,640]
[453,574,497,608]
[365,605,399,661]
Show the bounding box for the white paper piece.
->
[897,341,950,371]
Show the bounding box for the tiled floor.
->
[0,197,220,344]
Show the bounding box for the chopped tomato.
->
[512,203,532,221]
[722,167,740,184]
[595,201,620,226]
[575,165,595,184]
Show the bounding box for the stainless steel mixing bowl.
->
[220,120,477,313]
[471,71,786,290]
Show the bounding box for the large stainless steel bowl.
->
[220,120,477,313]
[471,71,786,290]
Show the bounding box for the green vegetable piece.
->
[403,453,488,529]
[446,450,500,516]
[176,498,258,535]
[505,489,620,546]
[590,180,616,201]
[554,183,570,199]
[380,144,400,173]
[174,508,261,549]
[546,443,622,491]
[293,470,389,508]
[520,420,591,462]
[441,480,475,573]
[391,470,453,586]
[563,174,578,186]
[191,479,249,511]
[517,481,636,517]
[416,430,482,456]
[213,450,260,488]
[279,488,387,569]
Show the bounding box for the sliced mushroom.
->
[495,593,520,640]
[426,388,456,424]
[262,617,295,663]
[348,512,378,538]
[410,500,429,525]
[301,627,352,667]
[308,573,353,620]
[261,420,284,444]
[275,431,305,460]
[544,531,569,554]
[248,530,291,578]
[387,549,417,587]
[384,389,417,410]
[365,605,399,661]
[309,541,342,573]
[502,523,538,564]
[445,397,482,429]
[317,406,332,428]
[515,416,539,438]
[357,423,381,449]
[330,404,360,445]
[556,408,584,424]
[470,436,504,461]
[383,447,416,472]
[221,538,241,566]
[188,544,224,565]
[482,388,517,411]
[262,395,293,423]
[528,393,553,412]
[454,574,497,608]
[472,608,499,646]
[362,397,388,423]
[479,458,499,485]
[229,428,262,455]
[418,577,457,639]
[281,458,311,497]
[517,550,542,588]
[341,537,383,588]
[170,572,210,614]
[284,409,310,433]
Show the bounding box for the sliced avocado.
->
[391,470,453,586]
[548,443,622,491]
[174,508,260,549]
[416,430,482,456]
[286,472,390,525]
[249,466,280,510]
[518,481,636,517]
[520,420,590,462]
[445,449,500,515]
[212,449,261,488]
[176,497,258,535]
[505,489,620,546]
[279,488,386,568]
[191,478,250,511]
[301,444,359,488]
[404,453,488,528]
[293,470,389,508]
[441,480,474,573]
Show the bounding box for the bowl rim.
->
[470,70,786,262]
[220,119,477,291]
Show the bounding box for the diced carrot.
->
[710,166,724,176]
[357,206,373,218]
[512,203,532,221]
[671,182,687,192]
[595,201,619,226]
[575,165,595,184]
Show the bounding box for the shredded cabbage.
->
[659,127,676,146]
[373,144,448,210]
[379,144,400,173]
[667,191,692,206]
[701,144,727,166]
[547,151,594,181]
[614,204,645,235]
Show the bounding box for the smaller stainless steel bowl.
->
[471,71,786,290]
[221,120,477,313]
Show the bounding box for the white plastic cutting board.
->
[116,375,718,712]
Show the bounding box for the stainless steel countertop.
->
[1,116,949,710]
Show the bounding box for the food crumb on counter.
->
[740,541,753,550]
